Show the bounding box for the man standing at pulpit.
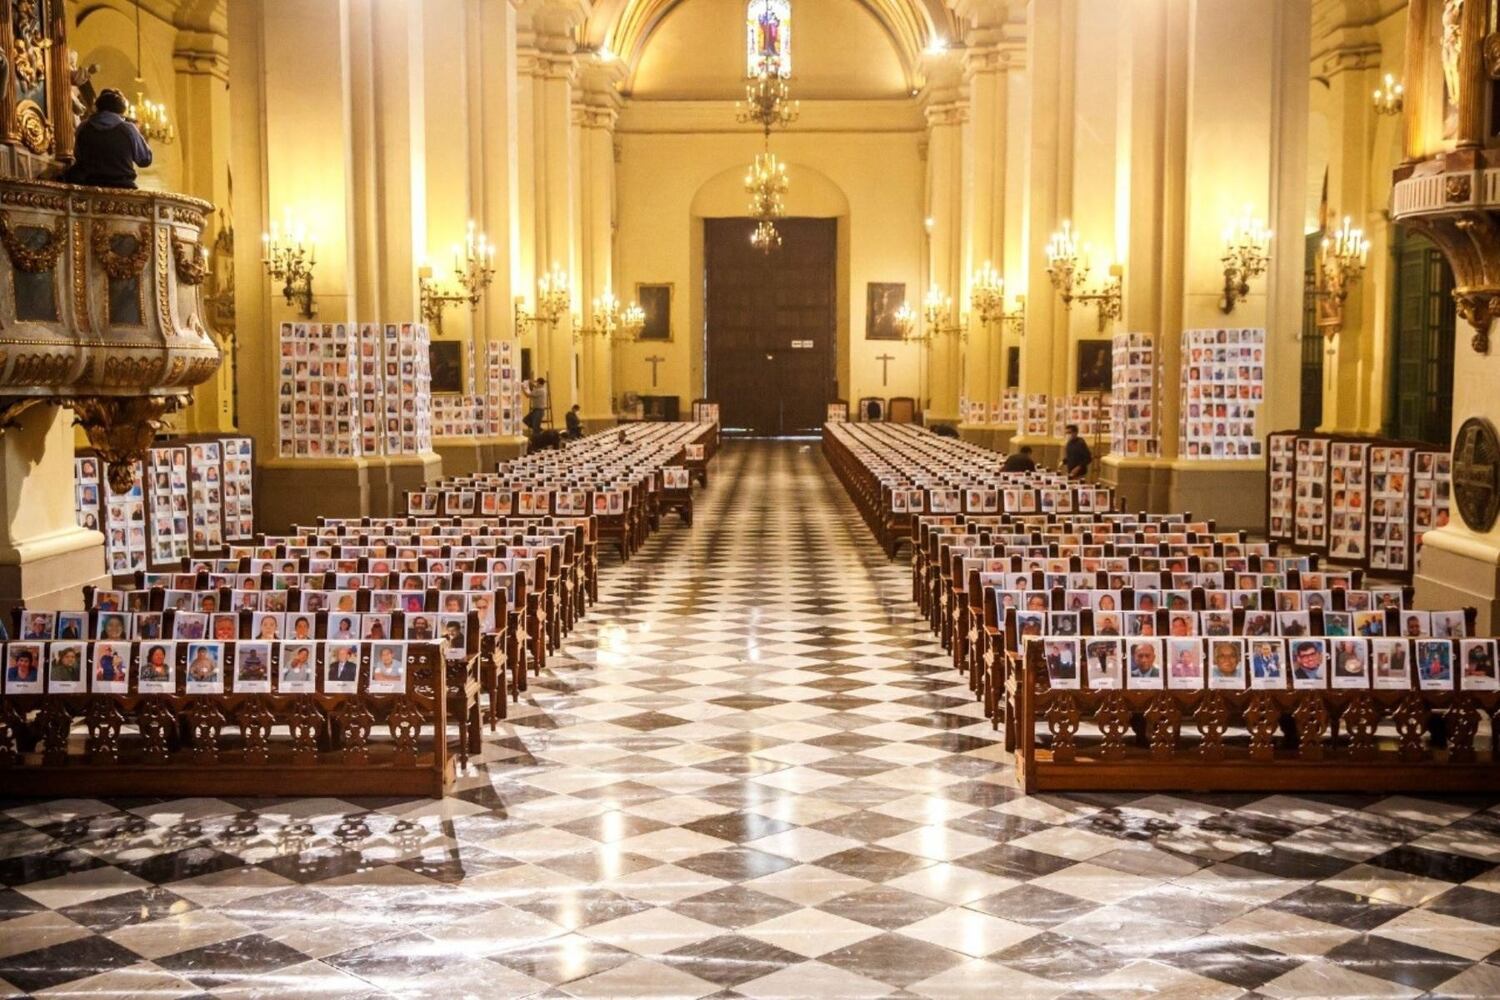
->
[62,89,154,189]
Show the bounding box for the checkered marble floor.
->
[5,441,1500,999]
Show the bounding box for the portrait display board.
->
[1265,430,1450,579]
[1051,394,1108,439]
[1023,394,1050,436]
[999,389,1021,429]
[433,395,487,438]
[1110,333,1157,458]
[1180,327,1266,459]
[1328,440,1370,562]
[1267,431,1297,544]
[1293,435,1329,552]
[146,445,191,568]
[486,339,521,437]
[279,321,433,459]
[77,435,257,575]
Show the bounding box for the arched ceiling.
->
[583,0,960,95]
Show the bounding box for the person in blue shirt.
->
[62,90,153,189]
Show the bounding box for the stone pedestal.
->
[435,440,487,478]
[0,405,108,613]
[1415,529,1500,634]
[380,454,444,516]
[487,436,528,467]
[1102,457,1170,514]
[1164,462,1266,532]
[257,462,379,534]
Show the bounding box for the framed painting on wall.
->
[428,340,464,394]
[637,284,673,341]
[1006,345,1021,389]
[866,282,906,341]
[1076,339,1113,392]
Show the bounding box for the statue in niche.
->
[68,50,99,128]
[1443,0,1465,135]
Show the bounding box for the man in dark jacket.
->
[62,90,153,189]
[565,404,584,439]
[1002,445,1037,473]
[1063,424,1092,479]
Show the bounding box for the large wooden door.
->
[1387,230,1455,445]
[705,217,836,435]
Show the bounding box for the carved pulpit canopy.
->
[0,179,221,490]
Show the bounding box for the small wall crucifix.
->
[876,353,895,386]
[644,354,665,388]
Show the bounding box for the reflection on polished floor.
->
[4,441,1500,998]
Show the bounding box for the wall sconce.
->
[1312,215,1370,339]
[894,301,918,340]
[1045,221,1123,330]
[1219,207,1272,314]
[1373,73,1405,116]
[1002,294,1026,337]
[921,285,964,339]
[970,261,1006,325]
[418,221,496,334]
[515,263,571,333]
[261,210,317,318]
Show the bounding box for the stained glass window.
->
[747,0,791,78]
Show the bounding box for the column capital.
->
[924,99,969,129]
[521,47,578,82]
[1312,39,1383,78]
[517,0,588,45]
[574,57,627,129]
[173,29,228,82]
[920,47,967,109]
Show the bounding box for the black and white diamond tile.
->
[3,441,1500,999]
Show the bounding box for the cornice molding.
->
[615,98,925,135]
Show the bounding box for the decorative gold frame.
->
[635,282,674,342]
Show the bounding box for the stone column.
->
[0,405,108,613]
[172,25,235,433]
[1163,0,1310,527]
[922,50,968,425]
[1316,41,1382,434]
[1013,0,1073,464]
[1101,0,1187,510]
[238,0,444,530]
[518,2,583,420]
[575,57,624,428]
[960,32,1007,445]
[474,0,525,464]
[424,0,485,476]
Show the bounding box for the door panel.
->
[705,217,836,435]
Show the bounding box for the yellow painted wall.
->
[67,1,187,194]
[614,105,926,413]
[629,0,909,100]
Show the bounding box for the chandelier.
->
[750,220,782,253]
[745,151,788,219]
[746,150,788,253]
[737,58,799,136]
[129,0,174,145]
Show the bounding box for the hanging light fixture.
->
[745,148,788,255]
[127,0,174,145]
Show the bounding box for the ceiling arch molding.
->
[584,0,959,93]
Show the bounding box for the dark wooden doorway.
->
[705,217,837,435]
[1387,229,1455,446]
